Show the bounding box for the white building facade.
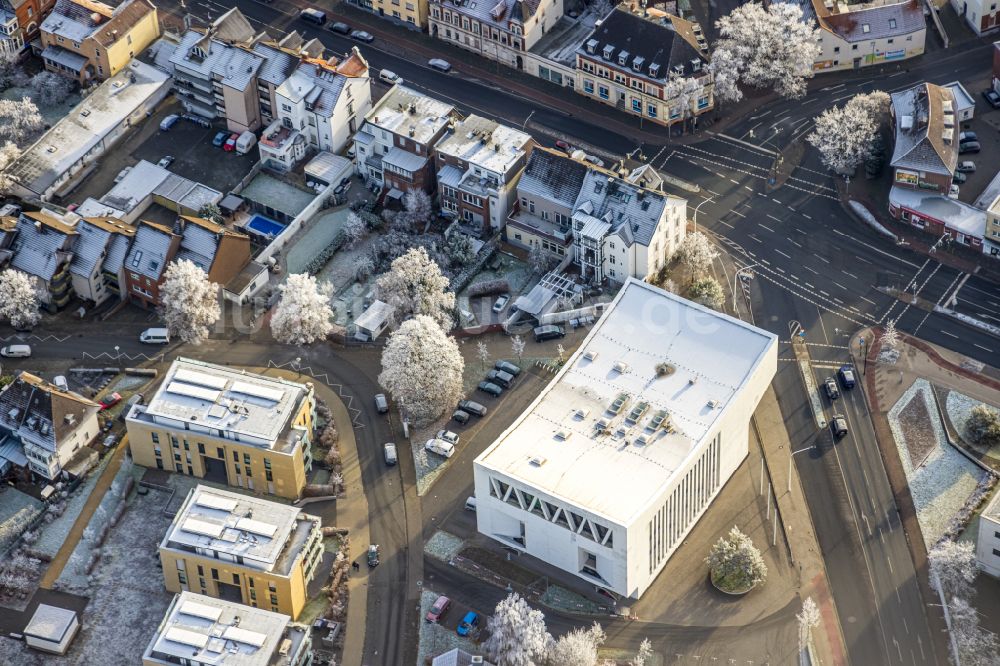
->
[977,490,1000,577]
[474,279,778,598]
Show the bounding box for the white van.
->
[464,497,477,512]
[379,69,401,85]
[235,131,257,155]
[139,328,170,344]
[53,376,69,391]
[0,344,31,358]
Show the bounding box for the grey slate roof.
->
[125,222,174,280]
[178,222,219,272]
[444,0,541,35]
[820,1,925,43]
[577,8,707,82]
[573,170,667,246]
[69,220,112,278]
[253,42,300,86]
[41,0,96,43]
[382,147,429,174]
[890,83,958,176]
[170,29,263,91]
[518,149,589,207]
[11,214,75,281]
[103,233,132,275]
[276,62,347,120]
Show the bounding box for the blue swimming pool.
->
[245,214,286,239]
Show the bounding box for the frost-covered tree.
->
[808,91,890,174]
[678,232,719,282]
[711,2,820,102]
[378,315,463,426]
[967,405,1000,448]
[880,319,900,353]
[665,75,701,123]
[29,71,74,107]
[631,638,654,666]
[511,335,525,364]
[159,259,220,344]
[529,245,556,275]
[343,212,369,248]
[444,232,475,267]
[355,255,375,282]
[477,341,491,371]
[0,97,43,145]
[198,203,224,224]
[0,268,40,329]
[546,622,605,666]
[270,273,335,344]
[929,539,978,601]
[588,0,614,20]
[374,247,456,329]
[706,526,767,591]
[394,190,434,232]
[687,277,724,310]
[0,51,28,92]
[797,597,821,651]
[485,592,552,666]
[949,596,1000,666]
[0,141,21,195]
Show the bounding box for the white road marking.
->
[776,249,792,259]
[790,239,803,248]
[974,343,993,352]
[802,213,812,220]
[805,267,819,276]
[767,214,783,223]
[820,290,831,296]
[730,209,746,218]
[857,256,873,264]
[817,255,831,264]
[758,223,775,232]
[834,281,848,290]
[805,282,815,288]
[942,330,959,339]
[860,296,878,306]
[771,198,782,204]
[718,220,735,229]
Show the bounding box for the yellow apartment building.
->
[373,0,428,29]
[126,358,315,500]
[40,0,160,83]
[158,486,325,620]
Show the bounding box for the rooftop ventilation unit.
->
[573,408,590,420]
[612,361,629,374]
[554,429,571,440]
[529,456,547,467]
[595,416,611,432]
[707,399,719,409]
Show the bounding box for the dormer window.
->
[192,45,206,59]
[691,59,701,72]
[585,38,598,54]
[618,50,629,66]
[648,62,660,78]
[602,44,614,59]
[888,18,897,29]
[862,24,870,33]
[632,55,644,71]
[672,64,683,75]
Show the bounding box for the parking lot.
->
[951,92,1000,205]
[66,102,258,207]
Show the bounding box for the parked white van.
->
[379,69,401,85]
[0,344,31,358]
[139,328,170,344]
[235,131,257,155]
[53,376,69,391]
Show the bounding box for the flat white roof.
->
[135,358,309,448]
[476,278,777,525]
[7,60,170,196]
[162,485,306,570]
[24,604,77,642]
[144,592,303,666]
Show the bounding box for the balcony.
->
[506,210,573,245]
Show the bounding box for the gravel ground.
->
[424,530,466,561]
[417,589,484,665]
[54,458,139,594]
[32,456,113,559]
[889,380,988,548]
[0,488,42,555]
[0,468,174,665]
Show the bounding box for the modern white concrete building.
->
[474,278,778,598]
[976,489,1000,578]
[24,604,80,655]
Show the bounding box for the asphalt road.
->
[91,5,1000,663]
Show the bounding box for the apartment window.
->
[171,436,179,448]
[248,578,254,588]
[187,465,193,475]
[833,47,840,54]
[632,99,641,112]
[175,463,183,472]
[217,447,224,458]
[281,103,291,112]
[211,569,219,580]
[266,470,273,481]
[583,79,594,94]
[151,433,159,444]
[528,201,535,213]
[197,565,204,576]
[269,594,279,605]
[174,453,181,462]
[243,453,251,465]
[127,34,132,45]
[155,458,163,469]
[183,440,189,451]
[250,589,257,600]
[648,104,657,118]
[177,571,187,585]
[994,548,1000,557]
[852,44,858,50]
[232,573,240,585]
[72,41,80,49]
[598,85,609,100]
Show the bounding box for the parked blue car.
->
[456,611,479,637]
[212,131,228,147]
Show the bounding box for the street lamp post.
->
[114,345,120,366]
[788,446,813,493]
[861,337,868,376]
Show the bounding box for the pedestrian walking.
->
[352,561,360,572]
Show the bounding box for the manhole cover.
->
[847,615,857,623]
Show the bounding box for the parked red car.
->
[223,133,239,152]
[99,392,122,411]
[425,595,451,623]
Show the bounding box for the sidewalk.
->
[38,437,129,590]
[753,387,849,666]
[261,369,370,666]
